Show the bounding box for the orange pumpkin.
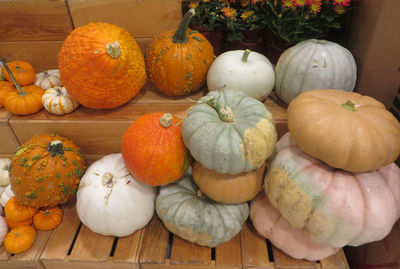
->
[58,22,147,109]
[4,197,37,222]
[122,113,192,186]
[145,8,214,96]
[0,81,16,108]
[1,60,35,86]
[6,217,33,229]
[4,225,36,254]
[33,207,62,231]
[10,134,86,208]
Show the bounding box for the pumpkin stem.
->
[45,210,50,216]
[55,87,63,96]
[160,113,173,128]
[206,97,235,122]
[241,49,251,62]
[172,8,195,43]
[0,58,28,96]
[102,172,114,188]
[341,100,356,111]
[196,189,206,199]
[43,70,49,78]
[106,41,122,58]
[46,140,64,157]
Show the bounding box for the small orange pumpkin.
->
[5,197,37,222]
[1,60,35,86]
[122,113,192,186]
[33,207,62,231]
[4,225,36,254]
[6,217,33,229]
[145,8,214,96]
[0,81,16,108]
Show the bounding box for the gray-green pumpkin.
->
[182,89,277,174]
[156,170,249,247]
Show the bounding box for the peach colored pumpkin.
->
[264,133,400,248]
[250,193,339,261]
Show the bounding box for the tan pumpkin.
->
[35,69,62,90]
[192,161,265,204]
[42,86,79,115]
[287,89,400,172]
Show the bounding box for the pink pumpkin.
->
[250,193,339,261]
[265,133,400,248]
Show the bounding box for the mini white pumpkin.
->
[275,39,357,104]
[207,49,275,100]
[0,215,7,245]
[0,185,14,207]
[0,186,6,198]
[42,86,79,115]
[35,69,62,90]
[0,158,11,186]
[76,153,156,237]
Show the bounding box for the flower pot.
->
[265,32,293,65]
[225,29,265,55]
[189,24,226,56]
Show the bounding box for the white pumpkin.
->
[76,153,156,237]
[0,158,11,186]
[275,39,357,104]
[42,86,79,115]
[0,186,6,198]
[35,69,62,90]
[0,215,7,245]
[0,185,14,207]
[207,49,275,100]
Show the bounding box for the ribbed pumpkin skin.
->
[42,86,79,115]
[10,134,86,208]
[182,89,277,174]
[156,172,249,247]
[58,22,146,109]
[1,61,35,86]
[250,193,339,261]
[122,113,192,186]
[4,85,44,116]
[0,81,16,108]
[145,29,214,96]
[265,133,400,248]
[275,39,356,104]
[288,89,400,172]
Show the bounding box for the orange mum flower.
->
[202,0,211,2]
[188,1,199,8]
[308,0,322,13]
[251,0,264,4]
[333,5,345,14]
[221,7,237,17]
[241,10,255,19]
[241,0,250,6]
[282,0,294,7]
[295,0,306,6]
[332,0,351,7]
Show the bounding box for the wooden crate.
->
[0,109,19,156]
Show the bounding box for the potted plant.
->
[261,0,355,64]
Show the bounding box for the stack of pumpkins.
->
[250,89,400,261]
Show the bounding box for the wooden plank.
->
[170,235,211,266]
[320,250,349,269]
[272,247,317,269]
[112,229,143,265]
[40,199,81,269]
[241,222,273,269]
[0,109,19,154]
[0,0,73,42]
[0,41,64,72]
[139,216,170,266]
[215,233,242,268]
[67,0,182,37]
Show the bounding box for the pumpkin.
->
[10,134,86,208]
[6,217,33,229]
[122,113,192,186]
[250,193,339,261]
[0,81,16,108]
[1,60,36,86]
[4,197,37,222]
[145,8,214,96]
[192,161,265,204]
[33,207,62,231]
[0,158,11,186]
[0,186,6,198]
[0,216,7,246]
[58,22,147,109]
[34,69,62,90]
[156,170,249,247]
[76,154,156,237]
[0,185,14,207]
[1,60,44,115]
[287,89,400,172]
[275,39,357,104]
[264,132,400,248]
[182,89,277,174]
[42,86,79,115]
[4,225,36,254]
[207,49,275,100]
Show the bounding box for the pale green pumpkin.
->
[182,89,277,174]
[156,170,249,247]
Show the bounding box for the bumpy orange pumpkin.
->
[1,60,35,86]
[4,225,36,254]
[33,207,62,231]
[145,8,214,96]
[10,134,86,208]
[58,22,147,109]
[5,197,37,222]
[122,113,192,186]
